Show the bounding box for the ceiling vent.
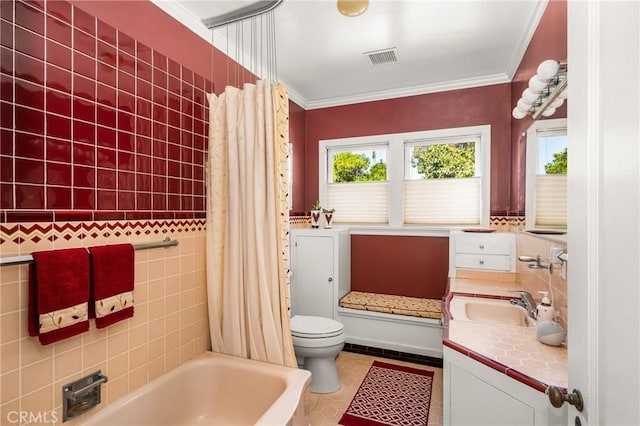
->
[364,47,399,66]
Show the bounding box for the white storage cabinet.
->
[449,231,516,276]
[289,228,350,320]
[444,347,566,426]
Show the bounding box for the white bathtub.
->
[77,351,311,426]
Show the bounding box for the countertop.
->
[443,277,568,391]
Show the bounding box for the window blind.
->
[326,181,388,224]
[535,174,567,227]
[403,177,481,225]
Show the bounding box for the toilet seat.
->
[291,315,344,339]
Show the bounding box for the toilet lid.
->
[291,315,344,338]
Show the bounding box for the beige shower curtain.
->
[205,80,296,367]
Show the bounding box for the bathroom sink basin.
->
[449,296,535,327]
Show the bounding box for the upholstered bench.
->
[337,291,444,358]
[339,291,442,320]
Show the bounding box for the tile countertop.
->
[444,277,568,392]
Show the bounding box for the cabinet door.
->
[292,236,335,318]
[449,364,534,426]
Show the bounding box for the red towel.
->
[28,248,90,345]
[89,243,135,328]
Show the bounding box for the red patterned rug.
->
[339,361,434,426]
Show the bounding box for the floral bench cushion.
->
[339,291,442,320]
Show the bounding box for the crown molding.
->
[302,73,511,110]
[151,0,212,41]
[504,0,549,81]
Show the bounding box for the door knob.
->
[547,386,584,412]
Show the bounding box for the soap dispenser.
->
[536,291,555,322]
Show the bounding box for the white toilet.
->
[290,315,345,393]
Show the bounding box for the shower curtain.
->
[205,80,296,367]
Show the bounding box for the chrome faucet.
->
[509,290,537,320]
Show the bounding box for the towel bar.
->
[0,237,179,267]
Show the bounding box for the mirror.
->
[523,119,567,231]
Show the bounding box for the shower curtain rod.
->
[202,0,283,29]
[0,237,179,267]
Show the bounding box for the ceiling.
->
[153,0,547,109]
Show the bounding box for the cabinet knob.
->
[479,260,485,265]
[479,244,485,249]
[328,277,333,282]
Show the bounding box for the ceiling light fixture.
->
[512,59,567,120]
[337,0,369,17]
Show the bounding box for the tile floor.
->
[308,351,443,425]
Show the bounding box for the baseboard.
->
[342,343,444,369]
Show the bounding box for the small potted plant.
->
[322,207,335,228]
[310,200,322,228]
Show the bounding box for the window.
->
[525,118,567,229]
[324,142,389,224]
[404,137,481,224]
[319,125,490,227]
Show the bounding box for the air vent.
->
[364,47,399,66]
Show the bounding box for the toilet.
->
[290,315,345,393]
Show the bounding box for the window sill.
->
[522,229,567,244]
[342,225,456,237]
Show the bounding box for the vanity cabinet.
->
[449,231,515,276]
[444,347,566,426]
[289,228,350,320]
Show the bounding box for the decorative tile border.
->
[289,214,525,229]
[0,218,205,246]
[289,215,310,226]
[0,209,206,224]
[490,216,525,232]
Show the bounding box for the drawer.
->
[454,235,513,255]
[454,254,512,271]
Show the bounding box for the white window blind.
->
[534,174,567,227]
[327,181,388,224]
[404,177,481,224]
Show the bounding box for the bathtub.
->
[77,351,311,426]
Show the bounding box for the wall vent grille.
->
[364,47,399,66]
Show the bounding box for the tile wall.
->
[516,232,568,330]
[0,0,211,221]
[0,1,213,423]
[0,219,209,425]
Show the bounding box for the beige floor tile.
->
[309,351,443,426]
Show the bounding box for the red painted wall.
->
[289,101,306,212]
[351,235,449,299]
[304,83,513,214]
[510,0,567,214]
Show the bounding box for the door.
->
[291,235,335,318]
[568,2,640,425]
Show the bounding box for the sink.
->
[449,296,535,327]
